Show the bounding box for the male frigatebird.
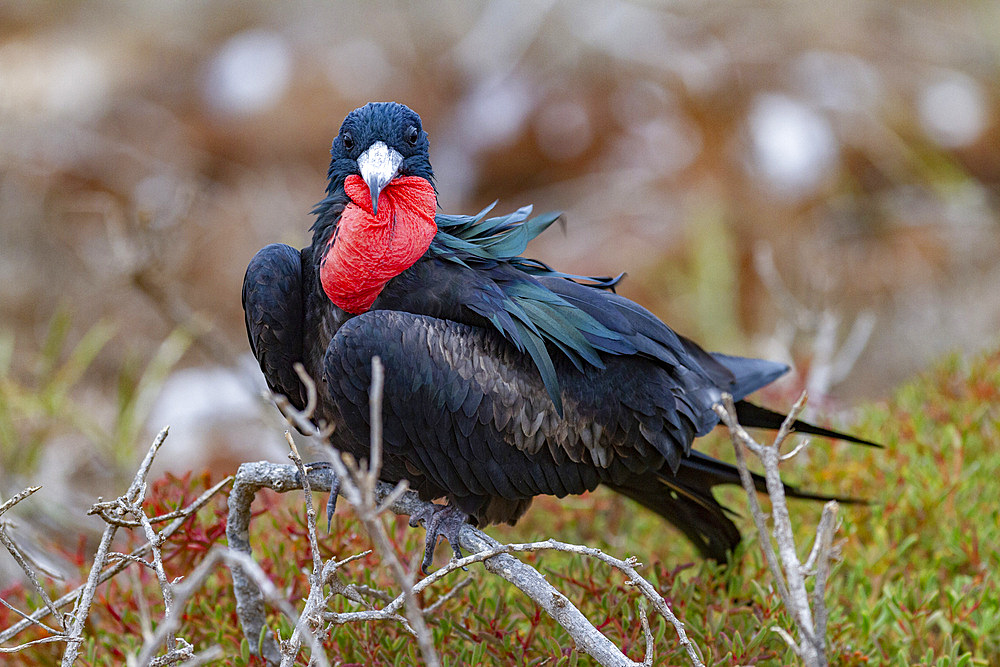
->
[243,102,874,570]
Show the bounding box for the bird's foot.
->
[299,461,341,531]
[408,503,468,573]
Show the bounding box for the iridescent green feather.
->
[429,204,632,414]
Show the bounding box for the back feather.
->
[430,204,630,414]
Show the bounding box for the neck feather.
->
[320,175,437,313]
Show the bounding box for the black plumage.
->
[243,102,875,564]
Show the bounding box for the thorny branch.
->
[228,361,705,667]
[714,392,841,667]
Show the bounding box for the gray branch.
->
[0,486,42,520]
[60,426,172,666]
[714,392,842,667]
[228,358,704,667]
[0,465,231,652]
[226,460,704,667]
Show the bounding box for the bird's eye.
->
[342,132,354,151]
[405,126,419,146]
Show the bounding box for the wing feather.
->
[242,243,307,408]
[322,310,710,526]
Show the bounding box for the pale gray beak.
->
[357,141,403,216]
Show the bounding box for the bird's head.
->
[326,101,434,215]
[317,102,439,314]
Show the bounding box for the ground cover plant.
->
[1,346,998,665]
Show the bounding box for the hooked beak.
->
[357,141,403,216]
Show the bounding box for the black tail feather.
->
[735,400,881,448]
[610,452,866,561]
[683,451,867,505]
[610,472,741,561]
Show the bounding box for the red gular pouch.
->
[320,175,438,314]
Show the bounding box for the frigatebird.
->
[243,102,874,570]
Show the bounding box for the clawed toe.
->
[324,476,341,531]
[409,503,468,573]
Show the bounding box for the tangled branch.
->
[0,428,233,665]
[227,360,705,667]
[0,367,849,666]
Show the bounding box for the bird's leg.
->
[299,461,341,531]
[408,503,468,573]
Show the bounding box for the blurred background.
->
[1,1,998,521]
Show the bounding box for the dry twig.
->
[0,440,232,662]
[713,392,841,667]
[754,243,875,402]
[132,547,298,667]
[228,361,705,667]
[0,521,65,631]
[279,433,333,667]
[0,486,42,520]
[60,427,172,665]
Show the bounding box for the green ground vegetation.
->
[1,347,998,665]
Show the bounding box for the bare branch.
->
[135,548,313,667]
[60,426,171,667]
[752,243,874,401]
[347,583,392,604]
[802,502,838,576]
[367,356,384,477]
[780,438,811,462]
[107,552,158,570]
[172,645,224,667]
[0,595,62,637]
[809,502,840,645]
[375,479,410,517]
[280,433,332,667]
[227,461,706,667]
[774,391,809,452]
[0,485,58,634]
[828,312,875,388]
[638,604,653,667]
[0,471,232,648]
[292,362,319,424]
[0,524,64,630]
[227,360,704,666]
[135,505,176,653]
[0,635,73,654]
[60,506,128,665]
[713,396,791,604]
[143,637,194,667]
[285,433,323,578]
[321,609,417,635]
[714,393,843,667]
[421,576,473,616]
[323,356,441,667]
[0,486,42,520]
